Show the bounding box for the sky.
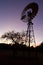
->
[0,0,43,45]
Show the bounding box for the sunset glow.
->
[0,36,41,47]
[0,38,12,44]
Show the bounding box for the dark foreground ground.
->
[0,43,43,65]
[0,58,42,65]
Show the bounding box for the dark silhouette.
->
[1,31,43,65]
[21,2,39,47]
[0,42,43,65]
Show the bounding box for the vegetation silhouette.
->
[0,31,43,65]
[0,42,43,50]
[1,31,43,52]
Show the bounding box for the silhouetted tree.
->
[1,30,30,46]
[1,31,23,44]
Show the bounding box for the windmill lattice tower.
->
[21,2,38,47]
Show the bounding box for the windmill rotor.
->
[21,2,38,22]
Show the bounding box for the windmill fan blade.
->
[21,15,26,20]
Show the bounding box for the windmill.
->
[21,2,39,47]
